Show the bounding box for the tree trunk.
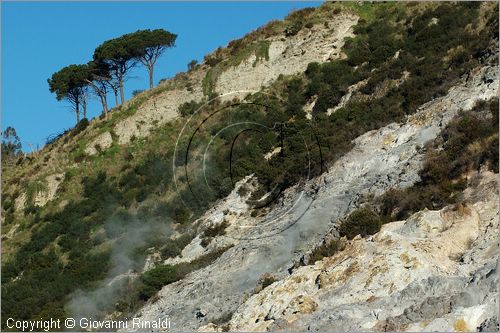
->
[100,94,108,118]
[149,65,154,89]
[82,94,87,119]
[75,99,80,124]
[119,73,125,106]
[114,89,119,108]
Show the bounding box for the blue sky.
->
[2,1,321,151]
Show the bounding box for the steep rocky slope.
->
[130,64,498,332]
[2,2,498,331]
[227,171,498,332]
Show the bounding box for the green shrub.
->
[204,49,223,67]
[261,275,277,289]
[377,101,499,221]
[70,118,89,137]
[284,7,315,36]
[178,100,203,117]
[74,153,86,163]
[308,239,346,264]
[137,246,231,302]
[160,233,194,259]
[339,207,382,239]
[23,204,39,216]
[139,265,179,300]
[285,20,303,36]
[200,221,228,247]
[172,202,191,224]
[200,237,211,248]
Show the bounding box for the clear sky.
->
[2,1,321,151]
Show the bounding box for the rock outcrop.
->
[128,64,498,331]
[215,15,357,95]
[108,14,357,146]
[228,171,498,332]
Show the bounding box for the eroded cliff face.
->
[226,171,498,332]
[110,14,358,146]
[214,15,357,95]
[128,63,499,331]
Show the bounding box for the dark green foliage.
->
[308,239,346,264]
[132,89,144,97]
[379,100,499,221]
[204,49,223,67]
[339,207,382,239]
[160,233,194,258]
[48,64,90,101]
[308,1,492,122]
[93,34,142,69]
[1,126,22,162]
[93,33,143,103]
[285,20,303,37]
[200,221,228,247]
[70,118,89,137]
[286,77,307,118]
[23,204,40,216]
[260,275,277,289]
[178,100,203,117]
[48,64,91,123]
[284,7,315,36]
[1,171,130,326]
[4,3,497,328]
[203,220,228,238]
[172,202,191,224]
[136,246,230,302]
[139,265,179,300]
[305,60,359,115]
[74,153,86,163]
[125,29,177,88]
[118,152,173,202]
[188,59,198,71]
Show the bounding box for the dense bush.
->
[203,220,228,238]
[284,7,315,36]
[139,264,179,300]
[134,246,231,303]
[200,221,228,247]
[70,118,89,137]
[204,48,224,67]
[178,100,203,117]
[378,99,499,221]
[338,207,382,239]
[160,233,194,258]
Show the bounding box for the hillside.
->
[1,2,499,332]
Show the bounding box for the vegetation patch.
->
[334,98,499,242]
[117,245,232,317]
[200,220,229,247]
[308,238,347,264]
